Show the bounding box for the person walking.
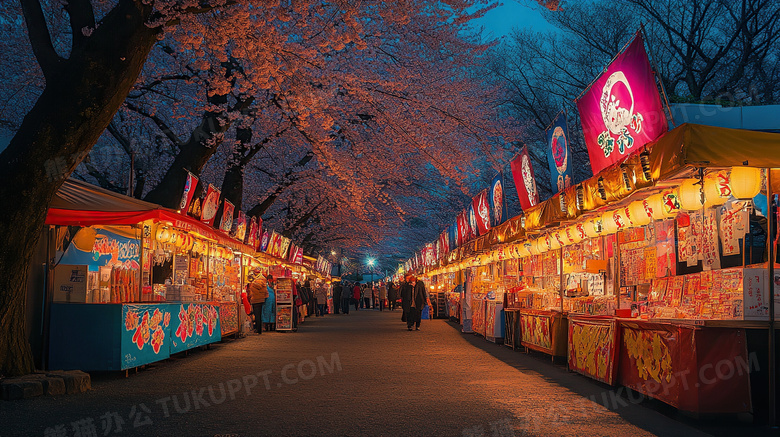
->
[341,282,352,314]
[315,281,328,316]
[379,282,387,311]
[247,273,269,334]
[388,281,398,311]
[403,274,430,331]
[261,274,276,331]
[352,282,361,311]
[332,281,342,314]
[363,283,372,309]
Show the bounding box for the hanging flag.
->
[260,230,271,252]
[280,237,291,260]
[489,173,509,226]
[576,32,667,175]
[255,217,263,251]
[467,203,479,238]
[287,244,297,263]
[246,217,257,248]
[179,172,199,214]
[200,184,221,226]
[510,147,540,211]
[234,211,247,241]
[456,211,468,245]
[545,112,573,193]
[472,189,491,236]
[270,232,283,257]
[449,223,458,250]
[294,247,304,265]
[219,200,235,232]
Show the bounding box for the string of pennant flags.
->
[178,172,332,275]
[405,31,669,273]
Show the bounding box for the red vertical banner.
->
[179,172,199,213]
[576,33,667,175]
[456,211,468,246]
[472,189,491,236]
[219,200,234,233]
[510,148,539,212]
[200,184,221,226]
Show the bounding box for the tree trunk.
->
[0,1,158,376]
[142,110,230,209]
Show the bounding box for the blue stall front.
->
[49,302,221,371]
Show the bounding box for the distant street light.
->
[366,258,376,283]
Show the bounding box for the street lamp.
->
[367,258,375,283]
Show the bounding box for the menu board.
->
[276,278,294,303]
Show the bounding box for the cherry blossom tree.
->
[0,0,516,376]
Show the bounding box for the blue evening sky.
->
[471,1,555,39]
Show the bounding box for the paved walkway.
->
[0,309,768,436]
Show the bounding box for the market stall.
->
[44,179,258,371]
[504,124,780,413]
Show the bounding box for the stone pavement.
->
[0,309,772,436]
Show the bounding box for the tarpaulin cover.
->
[618,320,752,413]
[46,179,255,253]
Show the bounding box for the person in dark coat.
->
[402,274,430,331]
[388,281,399,311]
[332,281,343,314]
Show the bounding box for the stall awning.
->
[519,123,780,232]
[46,179,256,254]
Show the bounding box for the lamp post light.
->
[367,258,375,283]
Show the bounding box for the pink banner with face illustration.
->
[471,189,491,236]
[510,147,539,212]
[576,33,667,175]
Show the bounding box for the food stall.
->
[45,179,255,371]
[506,124,779,413]
[415,124,779,415]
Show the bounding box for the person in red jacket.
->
[352,283,361,311]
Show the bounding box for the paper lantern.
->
[703,171,731,207]
[154,227,170,244]
[517,243,531,258]
[525,240,539,256]
[600,210,618,235]
[621,207,636,228]
[628,200,652,227]
[613,209,630,231]
[660,188,681,217]
[574,223,588,242]
[554,229,569,247]
[534,238,547,254]
[584,217,602,238]
[168,232,179,246]
[729,166,761,199]
[548,233,562,250]
[644,194,666,220]
[566,226,583,244]
[678,178,704,210]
